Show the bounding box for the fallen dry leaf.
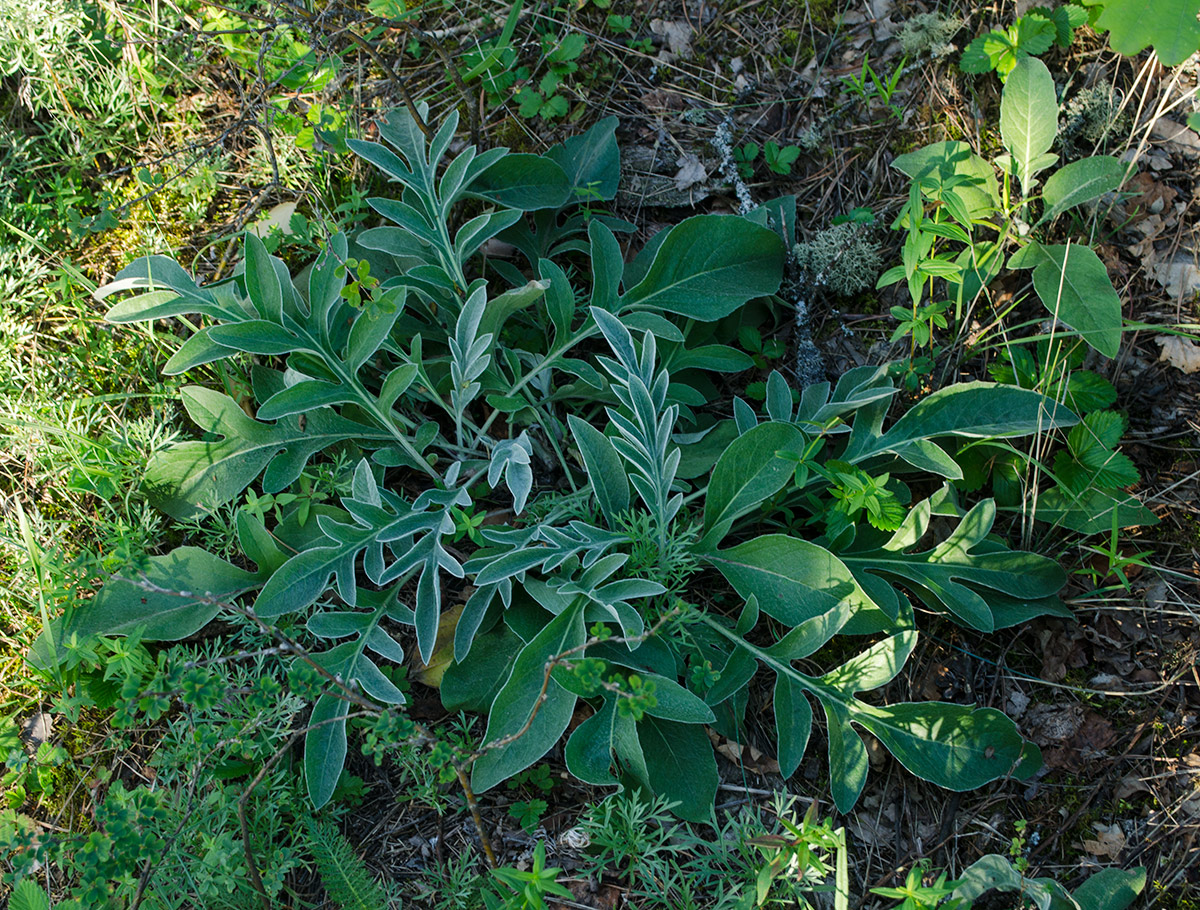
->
[640,89,685,114]
[1039,624,1087,682]
[1125,172,1178,222]
[673,153,707,191]
[1156,335,1200,373]
[649,19,693,58]
[412,603,463,687]
[1150,118,1200,159]
[706,729,781,774]
[248,201,299,238]
[1024,702,1084,746]
[1082,822,1126,860]
[1072,711,1117,754]
[1114,774,1152,801]
[1152,257,1200,300]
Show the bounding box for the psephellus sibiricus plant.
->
[43,103,1086,825]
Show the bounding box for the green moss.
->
[492,116,536,153]
[795,0,837,30]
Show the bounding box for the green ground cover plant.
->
[879,54,1157,539]
[3,0,1191,905]
[39,103,1090,834]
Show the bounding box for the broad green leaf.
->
[164,327,237,374]
[844,382,1078,469]
[701,422,806,546]
[1006,240,1054,270]
[472,601,586,792]
[774,675,813,778]
[100,256,228,321]
[145,386,393,519]
[468,154,573,210]
[442,623,523,713]
[545,116,620,201]
[589,220,624,312]
[951,855,1073,910]
[236,511,288,574]
[455,209,524,261]
[378,363,419,412]
[1000,57,1058,190]
[636,717,718,823]
[622,312,686,342]
[539,258,575,340]
[1029,487,1158,533]
[1030,243,1123,357]
[1041,3,1088,46]
[8,880,51,910]
[704,647,758,707]
[244,232,284,323]
[841,499,1067,633]
[1071,867,1147,910]
[1038,156,1124,226]
[822,632,916,692]
[857,702,1033,793]
[622,226,670,290]
[1096,0,1200,66]
[256,479,464,664]
[643,674,716,724]
[620,215,785,321]
[47,548,262,648]
[346,287,406,371]
[207,320,297,355]
[564,696,620,785]
[256,380,355,419]
[477,279,550,340]
[568,416,630,527]
[700,614,1041,814]
[883,381,1076,441]
[305,693,349,809]
[891,141,1000,218]
[704,535,880,626]
[823,701,869,812]
[306,600,407,707]
[665,343,753,373]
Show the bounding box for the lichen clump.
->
[792,223,883,296]
[898,12,964,60]
[1059,83,1130,153]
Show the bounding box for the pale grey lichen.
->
[713,117,755,215]
[898,12,963,60]
[793,122,823,152]
[1059,83,1130,154]
[791,223,883,297]
[792,296,826,388]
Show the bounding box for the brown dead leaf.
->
[1071,710,1117,754]
[1039,624,1087,682]
[1082,822,1126,859]
[1150,118,1200,159]
[1024,702,1084,746]
[550,878,624,909]
[1125,172,1178,222]
[706,729,781,774]
[1157,335,1200,373]
[640,89,685,113]
[1115,774,1152,801]
[649,19,693,58]
[673,153,707,191]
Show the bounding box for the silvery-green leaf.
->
[1000,57,1058,191]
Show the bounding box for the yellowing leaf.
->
[412,603,464,688]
